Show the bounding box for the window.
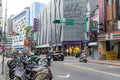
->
[113,0,116,3]
[108,0,112,5]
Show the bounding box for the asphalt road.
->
[1,55,120,80]
[50,59,120,80]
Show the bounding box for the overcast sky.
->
[2,0,50,18]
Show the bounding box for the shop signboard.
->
[62,41,83,45]
[98,33,110,41]
[0,45,4,49]
[33,18,39,32]
[111,32,120,40]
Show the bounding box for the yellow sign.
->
[106,53,118,60]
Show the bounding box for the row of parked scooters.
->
[7,53,53,80]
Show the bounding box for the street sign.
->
[83,40,89,44]
[65,19,74,25]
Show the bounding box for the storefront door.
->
[118,42,120,59]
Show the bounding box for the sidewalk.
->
[65,56,120,66]
[0,63,6,80]
[87,57,120,66]
[0,55,9,80]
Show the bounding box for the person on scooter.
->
[46,52,53,66]
[79,50,87,63]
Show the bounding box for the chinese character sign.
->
[33,18,39,32]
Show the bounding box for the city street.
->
[50,58,120,80]
[1,55,120,80]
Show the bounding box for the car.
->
[50,51,64,61]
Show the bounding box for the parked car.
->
[50,51,64,61]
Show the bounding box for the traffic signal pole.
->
[1,0,7,74]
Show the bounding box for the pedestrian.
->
[75,51,79,58]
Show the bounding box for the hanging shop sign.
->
[98,33,110,41]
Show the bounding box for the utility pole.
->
[86,0,90,38]
[1,0,7,74]
[84,0,90,53]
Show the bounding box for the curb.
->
[88,60,120,66]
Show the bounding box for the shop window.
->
[113,0,116,3]
[107,0,112,5]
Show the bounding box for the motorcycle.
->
[79,53,88,63]
[15,63,52,80]
[7,59,17,79]
[46,55,52,66]
[14,55,53,80]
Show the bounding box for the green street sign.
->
[65,19,74,25]
[83,17,87,30]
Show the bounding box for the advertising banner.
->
[33,18,39,32]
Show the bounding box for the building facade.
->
[12,7,30,49]
[0,0,2,51]
[30,2,45,27]
[36,0,90,55]
[7,15,14,34]
[0,0,2,39]
[98,0,120,60]
[6,34,12,48]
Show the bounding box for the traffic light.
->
[53,20,63,24]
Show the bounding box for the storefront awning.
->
[88,42,98,46]
[36,44,50,48]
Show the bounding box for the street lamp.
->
[1,0,7,74]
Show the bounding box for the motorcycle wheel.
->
[34,73,51,80]
[9,70,15,79]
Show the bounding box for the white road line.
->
[57,74,70,78]
[107,65,120,68]
[64,63,120,77]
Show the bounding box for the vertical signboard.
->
[33,18,39,32]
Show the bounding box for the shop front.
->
[62,41,83,56]
[88,42,98,60]
[35,44,50,55]
[98,32,120,60]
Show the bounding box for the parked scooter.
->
[14,55,53,80]
[7,58,17,79]
[14,61,52,80]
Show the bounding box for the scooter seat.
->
[31,67,47,72]
[27,64,38,69]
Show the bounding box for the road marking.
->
[57,74,70,78]
[107,65,120,68]
[64,63,120,77]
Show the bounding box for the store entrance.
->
[118,42,120,59]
